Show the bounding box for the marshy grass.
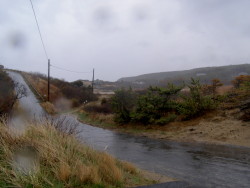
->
[0,119,152,188]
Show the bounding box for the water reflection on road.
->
[79,124,250,187]
[8,71,250,188]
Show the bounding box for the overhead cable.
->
[51,64,92,74]
[29,0,49,60]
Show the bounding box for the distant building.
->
[133,81,145,85]
[81,80,92,87]
[94,90,115,95]
[238,72,248,76]
[196,73,207,76]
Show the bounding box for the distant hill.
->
[118,64,250,85]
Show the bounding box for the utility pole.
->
[92,68,95,94]
[48,59,50,102]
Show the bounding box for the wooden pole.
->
[92,68,94,93]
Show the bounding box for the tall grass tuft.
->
[0,118,148,188]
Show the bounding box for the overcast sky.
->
[1,0,250,81]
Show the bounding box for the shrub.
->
[232,75,250,89]
[202,79,223,97]
[154,114,177,125]
[0,70,27,115]
[25,72,98,108]
[0,71,14,115]
[178,78,216,119]
[111,88,136,124]
[71,80,83,87]
[101,98,107,105]
[84,103,113,114]
[61,84,96,105]
[132,85,182,125]
[72,98,81,107]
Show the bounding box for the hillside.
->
[118,64,250,85]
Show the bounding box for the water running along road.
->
[8,71,250,188]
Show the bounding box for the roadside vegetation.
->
[0,69,158,187]
[0,118,155,188]
[0,69,27,116]
[78,76,250,128]
[22,72,97,113]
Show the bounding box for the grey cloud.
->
[132,5,150,22]
[1,0,250,81]
[93,7,113,24]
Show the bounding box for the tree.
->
[232,75,250,89]
[111,88,136,124]
[71,80,83,88]
[211,79,223,97]
[9,82,27,110]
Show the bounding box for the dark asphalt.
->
[134,181,201,188]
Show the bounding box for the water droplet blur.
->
[8,31,26,49]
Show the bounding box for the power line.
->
[51,64,92,74]
[29,0,48,60]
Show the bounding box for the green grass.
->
[75,111,158,136]
[76,112,116,129]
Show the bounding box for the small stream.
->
[7,71,250,188]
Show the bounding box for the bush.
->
[0,71,14,115]
[71,80,83,87]
[131,85,182,125]
[71,98,80,108]
[56,80,98,108]
[154,114,177,125]
[84,103,113,114]
[232,75,250,89]
[26,72,98,108]
[178,78,216,119]
[111,88,137,124]
[0,71,27,115]
[202,79,223,97]
[101,98,107,105]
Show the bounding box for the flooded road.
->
[8,71,250,188]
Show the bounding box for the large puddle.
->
[8,71,250,187]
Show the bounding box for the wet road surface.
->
[7,71,45,118]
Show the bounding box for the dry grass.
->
[41,102,57,114]
[24,73,62,102]
[77,110,116,129]
[0,119,152,188]
[121,161,138,175]
[217,85,233,95]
